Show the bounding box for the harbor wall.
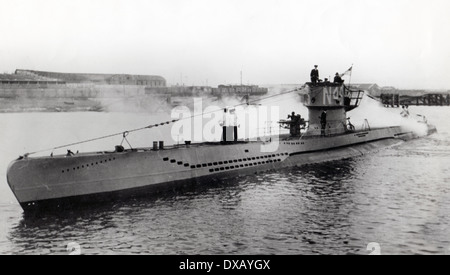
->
[0,97,102,112]
[0,83,150,112]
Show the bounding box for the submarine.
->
[6,82,437,211]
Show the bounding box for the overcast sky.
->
[1,0,449,89]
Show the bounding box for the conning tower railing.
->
[343,85,364,112]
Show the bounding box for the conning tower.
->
[303,82,363,136]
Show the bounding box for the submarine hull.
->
[7,126,417,211]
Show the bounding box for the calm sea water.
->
[0,106,449,255]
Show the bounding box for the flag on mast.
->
[340,66,353,77]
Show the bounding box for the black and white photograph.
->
[0,0,449,257]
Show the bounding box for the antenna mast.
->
[240,70,243,87]
[348,64,354,87]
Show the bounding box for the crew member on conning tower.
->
[310,65,319,83]
[334,73,344,84]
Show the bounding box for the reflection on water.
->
[1,107,450,254]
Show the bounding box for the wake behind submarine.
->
[6,81,437,212]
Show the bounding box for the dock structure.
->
[380,93,450,107]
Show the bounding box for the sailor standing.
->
[320,110,327,136]
[310,65,319,83]
[334,73,344,84]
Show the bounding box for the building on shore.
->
[0,69,269,112]
[15,69,166,87]
[348,83,381,96]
